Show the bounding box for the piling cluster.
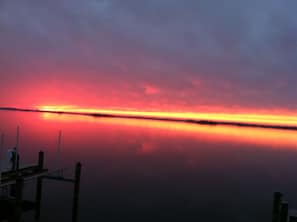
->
[272,192,297,222]
[0,151,82,222]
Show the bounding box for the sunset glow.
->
[37,105,297,127]
[2,2,297,221]
[39,112,297,149]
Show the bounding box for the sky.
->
[1,0,297,114]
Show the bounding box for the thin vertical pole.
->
[16,177,24,205]
[13,177,24,222]
[57,130,62,170]
[10,131,19,196]
[280,201,289,222]
[37,151,44,170]
[35,151,44,221]
[0,133,4,184]
[15,126,20,170]
[16,153,20,170]
[16,126,19,153]
[272,192,282,222]
[72,162,82,222]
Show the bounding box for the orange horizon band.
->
[37,105,297,127]
[39,111,297,149]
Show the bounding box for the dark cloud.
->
[0,0,297,110]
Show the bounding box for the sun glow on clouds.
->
[37,105,297,127]
[144,84,160,95]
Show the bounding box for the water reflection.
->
[40,112,297,149]
[0,111,297,222]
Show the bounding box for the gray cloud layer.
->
[1,0,297,110]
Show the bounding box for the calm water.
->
[1,110,297,221]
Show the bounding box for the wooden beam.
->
[43,176,75,183]
[0,170,48,187]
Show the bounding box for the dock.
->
[0,151,82,222]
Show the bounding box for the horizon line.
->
[1,107,297,131]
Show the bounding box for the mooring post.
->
[35,151,44,221]
[15,126,20,171]
[16,177,24,205]
[13,177,24,222]
[72,162,82,222]
[272,192,282,222]
[37,151,44,170]
[280,201,289,222]
[11,151,17,171]
[16,153,20,170]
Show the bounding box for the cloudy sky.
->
[1,0,297,113]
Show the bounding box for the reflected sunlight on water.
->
[1,110,297,222]
[38,105,297,127]
[41,112,297,149]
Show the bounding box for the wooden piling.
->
[11,151,17,171]
[280,202,289,222]
[16,154,20,170]
[12,177,24,222]
[37,151,44,170]
[15,126,20,171]
[72,162,82,222]
[272,192,282,222]
[16,178,24,205]
[35,151,44,221]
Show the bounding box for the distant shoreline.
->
[1,107,297,131]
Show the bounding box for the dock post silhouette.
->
[272,192,297,222]
[272,192,282,222]
[35,151,44,221]
[1,148,82,221]
[72,162,82,222]
[280,201,288,222]
[13,177,24,222]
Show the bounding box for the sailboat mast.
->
[14,126,20,170]
[16,126,19,153]
[57,130,62,169]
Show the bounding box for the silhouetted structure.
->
[0,151,82,222]
[272,192,297,222]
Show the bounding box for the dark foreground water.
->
[1,111,297,222]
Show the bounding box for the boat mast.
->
[16,126,19,152]
[57,130,62,169]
